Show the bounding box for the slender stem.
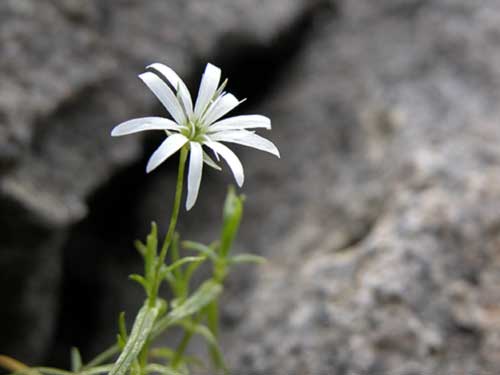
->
[171,313,202,368]
[206,301,223,369]
[84,146,188,369]
[14,365,114,375]
[85,146,189,368]
[149,145,188,306]
[206,301,219,338]
[171,330,194,368]
[159,146,188,266]
[138,340,150,375]
[83,346,120,369]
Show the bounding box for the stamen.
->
[214,78,228,99]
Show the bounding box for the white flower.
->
[111,62,280,210]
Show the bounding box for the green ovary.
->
[181,118,207,142]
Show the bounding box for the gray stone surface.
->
[2,0,500,373]
[222,0,500,374]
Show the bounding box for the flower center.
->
[181,118,207,142]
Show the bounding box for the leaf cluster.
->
[1,187,264,375]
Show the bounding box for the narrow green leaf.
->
[83,344,120,371]
[8,366,114,375]
[129,274,149,293]
[82,345,120,369]
[16,368,72,375]
[134,240,147,257]
[18,368,71,375]
[150,348,206,369]
[81,365,115,375]
[70,347,82,372]
[145,364,183,375]
[169,297,183,310]
[170,233,181,279]
[163,256,205,274]
[205,301,218,339]
[204,302,226,371]
[118,312,128,340]
[229,253,267,265]
[169,281,222,321]
[176,321,226,371]
[109,300,162,375]
[153,281,222,334]
[182,241,218,260]
[130,361,141,375]
[116,334,126,350]
[157,298,168,317]
[145,222,158,282]
[150,347,176,360]
[220,186,244,257]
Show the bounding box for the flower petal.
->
[111,117,181,136]
[202,93,241,125]
[209,130,280,157]
[139,72,186,124]
[147,63,193,118]
[203,150,222,171]
[146,133,188,173]
[204,141,244,186]
[186,142,203,210]
[194,63,221,118]
[208,115,271,133]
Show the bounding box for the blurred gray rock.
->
[223,0,500,374]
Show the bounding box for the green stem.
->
[83,346,120,369]
[138,340,150,375]
[84,146,189,369]
[30,365,114,375]
[171,330,194,368]
[171,312,203,369]
[206,301,219,338]
[86,146,189,368]
[149,145,188,306]
[205,301,224,369]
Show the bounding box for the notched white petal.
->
[186,142,203,210]
[208,115,271,133]
[139,72,186,124]
[147,63,193,117]
[210,130,280,158]
[202,150,222,171]
[194,63,221,117]
[202,93,241,125]
[204,141,244,187]
[111,117,181,136]
[146,133,188,173]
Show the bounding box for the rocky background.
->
[2,0,500,373]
